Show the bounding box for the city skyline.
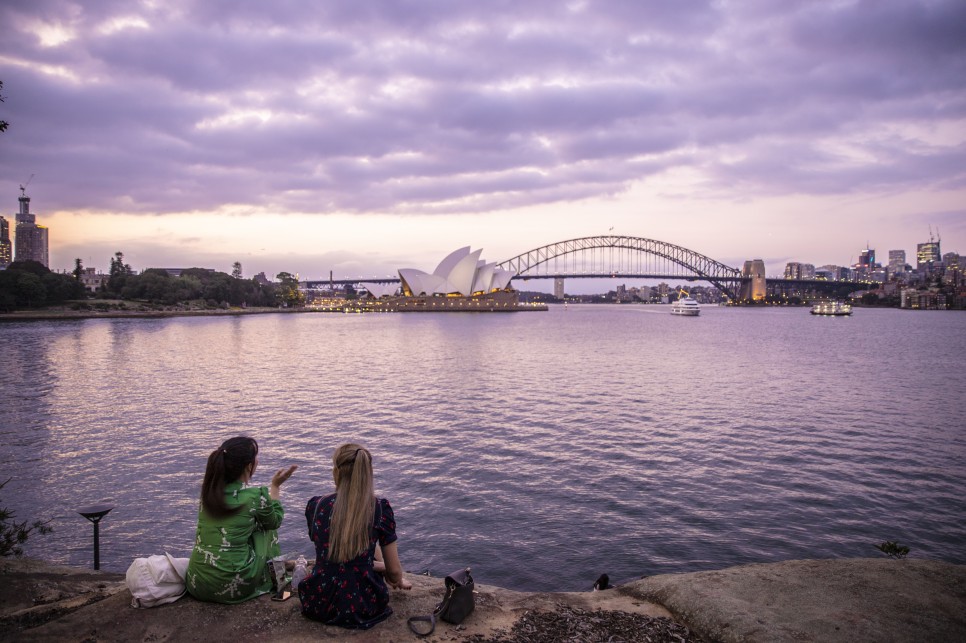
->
[1,1,964,289]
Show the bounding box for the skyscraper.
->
[783,262,815,279]
[917,238,941,274]
[888,250,906,278]
[0,216,11,267]
[13,188,49,267]
[854,247,875,279]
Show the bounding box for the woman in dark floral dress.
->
[297,443,411,629]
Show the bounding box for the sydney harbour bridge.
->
[304,235,866,301]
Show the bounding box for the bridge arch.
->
[497,235,744,300]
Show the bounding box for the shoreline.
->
[2,557,963,642]
[0,306,310,322]
[0,302,547,321]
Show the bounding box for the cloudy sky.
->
[1,0,964,289]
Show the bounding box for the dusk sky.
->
[1,0,964,290]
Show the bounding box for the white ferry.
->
[810,301,852,316]
[671,291,700,316]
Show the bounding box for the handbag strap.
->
[407,614,436,637]
[308,495,325,540]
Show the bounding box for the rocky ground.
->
[1,557,963,642]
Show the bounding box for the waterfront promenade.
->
[2,557,963,642]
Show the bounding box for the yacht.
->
[810,301,852,316]
[671,291,700,316]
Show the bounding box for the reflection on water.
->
[1,307,964,591]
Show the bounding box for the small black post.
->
[77,504,114,570]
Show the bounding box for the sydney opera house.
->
[359,247,526,311]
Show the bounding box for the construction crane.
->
[20,173,34,196]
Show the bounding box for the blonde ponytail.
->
[329,444,376,563]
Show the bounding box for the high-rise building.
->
[553,277,565,299]
[817,264,850,281]
[854,247,875,279]
[888,250,906,278]
[0,216,11,267]
[14,188,49,267]
[783,262,815,279]
[917,238,941,274]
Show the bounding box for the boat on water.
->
[810,301,852,316]
[671,291,700,316]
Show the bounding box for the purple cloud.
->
[1,0,963,218]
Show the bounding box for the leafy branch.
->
[0,478,53,557]
[0,79,8,133]
[874,541,910,559]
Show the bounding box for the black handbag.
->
[407,567,475,636]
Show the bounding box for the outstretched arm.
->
[380,541,412,590]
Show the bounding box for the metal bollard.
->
[77,504,114,570]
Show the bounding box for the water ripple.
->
[0,307,964,591]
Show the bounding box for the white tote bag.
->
[126,553,190,608]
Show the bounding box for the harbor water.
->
[1,305,964,591]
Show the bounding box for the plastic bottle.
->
[291,555,308,591]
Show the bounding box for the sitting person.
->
[185,436,297,603]
[298,443,412,628]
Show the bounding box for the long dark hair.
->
[200,436,258,518]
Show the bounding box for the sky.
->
[1,0,964,292]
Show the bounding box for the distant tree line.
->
[0,260,86,311]
[1,252,306,311]
[102,252,285,308]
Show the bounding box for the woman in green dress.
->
[186,436,298,603]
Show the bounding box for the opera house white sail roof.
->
[395,246,515,297]
[359,282,400,298]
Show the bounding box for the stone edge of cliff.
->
[2,557,964,642]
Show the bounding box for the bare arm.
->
[374,543,386,573]
[380,541,411,590]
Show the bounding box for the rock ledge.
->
[2,557,963,642]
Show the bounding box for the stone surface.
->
[623,558,966,642]
[2,557,963,642]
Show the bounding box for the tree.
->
[42,271,85,303]
[7,260,48,277]
[232,262,243,280]
[16,272,45,307]
[275,272,305,307]
[73,258,84,281]
[108,251,132,294]
[1,478,53,557]
[0,80,8,133]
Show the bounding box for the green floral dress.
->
[185,482,284,603]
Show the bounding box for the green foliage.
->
[0,261,87,309]
[108,251,133,294]
[275,272,305,307]
[97,255,278,308]
[875,541,910,559]
[0,478,53,557]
